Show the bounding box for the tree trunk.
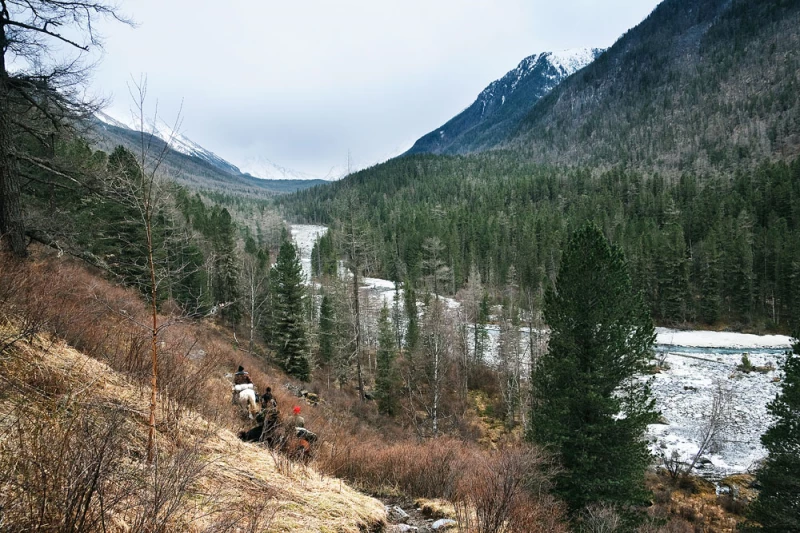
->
[352,263,365,401]
[0,24,27,257]
[146,208,158,465]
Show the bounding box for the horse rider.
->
[257,386,280,438]
[232,365,255,404]
[233,365,252,385]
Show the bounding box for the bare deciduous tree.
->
[105,77,181,464]
[0,0,131,256]
[660,379,732,479]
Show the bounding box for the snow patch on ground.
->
[656,328,792,349]
[291,225,794,477]
[290,224,327,283]
[647,345,788,478]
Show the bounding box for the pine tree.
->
[528,223,658,514]
[747,333,800,532]
[375,303,399,416]
[271,238,310,381]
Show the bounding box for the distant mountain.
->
[92,113,327,196]
[508,0,800,173]
[238,156,319,182]
[405,48,603,156]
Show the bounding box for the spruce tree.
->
[528,223,658,514]
[271,238,310,381]
[212,208,241,325]
[404,280,419,355]
[747,333,800,532]
[318,293,336,366]
[375,303,399,416]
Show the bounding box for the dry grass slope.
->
[0,333,385,532]
[0,248,385,532]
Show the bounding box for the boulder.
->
[386,505,410,523]
[387,525,418,533]
[431,518,457,530]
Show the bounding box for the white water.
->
[290,224,794,477]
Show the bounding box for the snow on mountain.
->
[406,47,604,155]
[95,111,323,181]
[476,48,603,105]
[547,48,603,76]
[238,156,318,181]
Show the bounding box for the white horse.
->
[233,383,259,418]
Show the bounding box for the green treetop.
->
[271,238,310,381]
[528,222,658,514]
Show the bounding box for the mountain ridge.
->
[506,0,800,172]
[93,112,327,196]
[405,48,603,156]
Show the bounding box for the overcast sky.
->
[92,0,662,179]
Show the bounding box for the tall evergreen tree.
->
[271,238,310,381]
[318,293,336,366]
[375,303,400,416]
[404,280,420,356]
[212,207,241,325]
[528,223,658,514]
[747,332,800,532]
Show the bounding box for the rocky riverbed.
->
[290,223,795,478]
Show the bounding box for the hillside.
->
[90,117,327,197]
[508,0,800,172]
[0,249,389,532]
[0,246,579,532]
[405,49,602,156]
[284,0,800,331]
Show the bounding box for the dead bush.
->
[453,446,566,533]
[125,446,212,533]
[578,503,623,533]
[0,400,132,531]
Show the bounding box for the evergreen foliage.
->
[747,332,800,532]
[270,238,310,381]
[528,223,658,514]
[375,304,400,416]
[284,155,800,331]
[404,280,419,355]
[318,293,336,366]
[211,207,241,324]
[311,231,338,277]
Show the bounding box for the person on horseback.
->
[233,365,252,385]
[232,365,256,407]
[286,405,305,429]
[257,386,280,439]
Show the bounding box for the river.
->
[290,223,793,477]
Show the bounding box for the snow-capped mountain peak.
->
[96,111,319,181]
[238,156,318,181]
[405,47,604,155]
[546,48,604,76]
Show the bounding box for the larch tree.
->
[528,223,658,514]
[0,0,130,256]
[747,332,800,532]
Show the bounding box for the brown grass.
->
[0,250,386,532]
[0,249,571,532]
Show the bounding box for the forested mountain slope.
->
[508,0,800,173]
[91,118,326,196]
[284,0,800,332]
[406,49,602,156]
